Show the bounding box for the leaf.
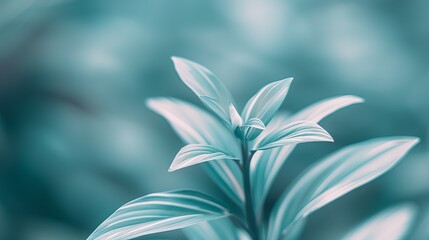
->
[254,121,333,151]
[241,78,292,127]
[251,96,364,212]
[229,103,243,129]
[288,95,364,123]
[172,57,235,124]
[267,137,419,240]
[87,190,229,240]
[183,217,251,240]
[240,118,266,141]
[169,144,239,172]
[342,204,416,240]
[146,98,244,205]
[199,96,232,126]
[242,118,266,130]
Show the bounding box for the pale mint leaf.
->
[87,190,229,240]
[146,98,244,205]
[254,121,333,151]
[343,204,416,240]
[288,95,364,123]
[242,118,266,130]
[229,103,243,129]
[172,57,235,124]
[169,144,239,172]
[241,78,293,127]
[200,96,232,126]
[240,118,266,141]
[183,218,251,240]
[267,137,419,240]
[251,96,364,212]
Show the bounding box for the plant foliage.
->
[88,58,419,240]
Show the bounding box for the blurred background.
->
[0,0,428,239]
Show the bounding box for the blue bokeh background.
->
[0,0,428,239]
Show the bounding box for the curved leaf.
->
[88,190,229,240]
[240,118,266,141]
[254,121,333,151]
[288,95,364,123]
[146,98,244,205]
[229,103,243,129]
[241,78,292,126]
[183,217,251,240]
[169,144,239,172]
[267,137,419,240]
[251,96,364,212]
[343,204,416,240]
[172,57,235,123]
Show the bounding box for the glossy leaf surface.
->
[169,144,239,172]
[146,98,244,205]
[251,96,364,211]
[254,121,333,151]
[172,57,235,124]
[88,190,229,240]
[267,137,419,240]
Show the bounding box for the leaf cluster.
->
[88,57,418,240]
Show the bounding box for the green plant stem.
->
[242,142,259,240]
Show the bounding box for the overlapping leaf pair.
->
[88,57,419,240]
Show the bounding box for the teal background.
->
[0,0,428,239]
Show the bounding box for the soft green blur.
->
[0,0,428,239]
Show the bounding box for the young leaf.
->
[288,95,364,123]
[342,204,416,240]
[251,96,364,212]
[169,144,239,172]
[172,57,235,124]
[229,103,243,129]
[87,190,229,240]
[241,78,292,127]
[267,137,419,240]
[200,96,232,126]
[146,98,244,205]
[254,121,333,151]
[183,218,251,240]
[240,118,266,141]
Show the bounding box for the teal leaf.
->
[254,121,333,151]
[242,118,266,130]
[229,103,243,129]
[343,204,416,240]
[169,144,239,172]
[267,137,419,240]
[251,95,364,212]
[87,190,229,240]
[241,78,293,127]
[183,218,251,240]
[172,57,235,124]
[241,118,266,141]
[146,98,244,205]
[288,95,364,123]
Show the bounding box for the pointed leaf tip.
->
[171,57,235,124]
[289,95,365,123]
[229,103,242,128]
[169,144,239,172]
[255,121,333,151]
[143,97,244,205]
[242,78,294,127]
[251,95,365,214]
